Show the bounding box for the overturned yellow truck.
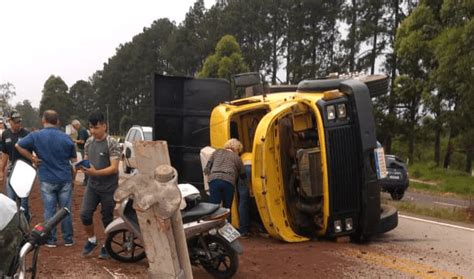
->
[153,73,398,243]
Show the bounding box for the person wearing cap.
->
[0,111,30,221]
[72,119,90,185]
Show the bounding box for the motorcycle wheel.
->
[200,235,239,279]
[105,229,146,263]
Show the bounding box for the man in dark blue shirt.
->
[16,110,77,247]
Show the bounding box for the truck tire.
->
[377,204,398,234]
[351,204,398,243]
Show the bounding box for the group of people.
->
[1,110,120,259]
[1,107,253,261]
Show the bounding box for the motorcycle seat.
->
[181,202,220,223]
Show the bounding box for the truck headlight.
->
[327,105,336,120]
[337,103,347,119]
[334,220,342,233]
[345,218,353,231]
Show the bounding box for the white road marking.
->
[434,201,468,209]
[399,214,474,232]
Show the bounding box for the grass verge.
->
[383,199,474,224]
[408,163,474,198]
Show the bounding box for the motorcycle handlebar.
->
[29,207,70,245]
[44,207,70,232]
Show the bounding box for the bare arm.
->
[203,152,215,175]
[15,144,41,166]
[0,153,9,179]
[82,158,119,176]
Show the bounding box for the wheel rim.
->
[109,230,144,260]
[206,241,233,273]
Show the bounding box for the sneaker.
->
[82,240,98,257]
[65,240,75,247]
[98,246,110,260]
[45,242,57,248]
[240,233,250,239]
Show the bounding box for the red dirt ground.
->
[2,177,359,278]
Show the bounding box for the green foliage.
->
[198,35,248,80]
[408,163,474,197]
[215,35,241,57]
[39,75,74,126]
[14,100,41,129]
[384,199,472,223]
[199,54,219,77]
[390,0,473,172]
[119,115,134,134]
[69,80,95,121]
[0,82,16,114]
[28,0,469,175]
[91,18,177,133]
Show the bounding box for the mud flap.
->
[229,239,243,254]
[377,204,398,234]
[104,218,127,235]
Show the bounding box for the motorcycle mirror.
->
[9,159,36,199]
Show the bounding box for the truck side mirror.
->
[356,75,389,98]
[232,72,261,88]
[126,148,132,159]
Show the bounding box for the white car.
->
[122,125,153,173]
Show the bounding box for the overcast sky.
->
[0,0,213,108]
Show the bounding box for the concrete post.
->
[114,141,192,279]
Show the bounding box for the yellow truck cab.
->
[153,74,398,243]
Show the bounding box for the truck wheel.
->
[350,231,372,244]
[351,204,398,243]
[390,191,404,201]
[377,204,398,234]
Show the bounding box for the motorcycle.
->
[105,183,242,278]
[0,159,70,279]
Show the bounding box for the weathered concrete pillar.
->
[114,141,192,279]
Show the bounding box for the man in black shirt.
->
[0,111,30,220]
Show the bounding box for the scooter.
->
[0,159,70,279]
[105,183,242,278]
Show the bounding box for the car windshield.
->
[144,131,153,141]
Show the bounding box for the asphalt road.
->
[340,214,474,278]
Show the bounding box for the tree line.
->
[4,0,471,172]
